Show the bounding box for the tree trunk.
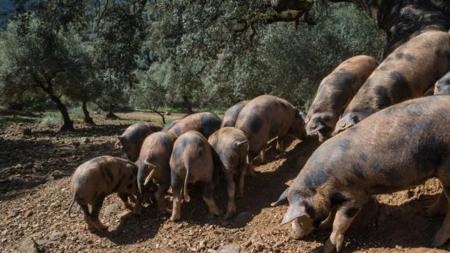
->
[105,104,119,119]
[82,101,95,125]
[182,95,193,113]
[48,93,74,131]
[153,110,166,124]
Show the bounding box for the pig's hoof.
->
[322,240,336,253]
[224,212,236,220]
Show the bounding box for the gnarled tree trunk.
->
[48,93,74,131]
[82,101,95,125]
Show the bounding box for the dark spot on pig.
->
[270,119,281,136]
[351,163,365,179]
[338,139,351,151]
[249,116,262,134]
[173,127,181,136]
[344,207,359,218]
[127,183,132,190]
[359,153,368,162]
[303,201,316,219]
[413,138,447,169]
[390,72,411,102]
[371,184,388,194]
[201,116,220,137]
[333,72,356,86]
[395,52,415,62]
[303,170,328,192]
[129,174,134,180]
[374,86,391,108]
[330,192,348,206]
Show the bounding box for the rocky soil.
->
[1,113,449,253]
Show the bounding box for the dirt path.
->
[1,115,450,253]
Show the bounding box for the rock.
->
[48,231,64,241]
[104,203,121,217]
[25,211,33,217]
[217,244,241,253]
[18,237,40,253]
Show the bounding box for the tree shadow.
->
[101,205,166,245]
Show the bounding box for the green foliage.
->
[138,1,385,109]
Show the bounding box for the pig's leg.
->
[426,193,447,217]
[276,137,285,153]
[225,173,237,219]
[170,179,183,221]
[79,202,97,231]
[258,149,265,163]
[156,184,170,213]
[432,185,450,247]
[202,182,221,216]
[131,194,142,215]
[118,192,133,210]
[90,194,107,231]
[323,199,365,253]
[320,209,336,230]
[238,167,246,198]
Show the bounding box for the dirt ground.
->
[1,112,449,253]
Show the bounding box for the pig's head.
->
[305,112,337,142]
[434,78,450,95]
[333,111,366,135]
[117,136,139,162]
[281,188,330,239]
[288,110,307,140]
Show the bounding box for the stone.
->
[217,243,241,253]
[18,237,40,253]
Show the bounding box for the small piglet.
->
[208,127,249,218]
[221,100,249,128]
[278,95,450,252]
[68,156,141,232]
[136,131,176,212]
[306,55,378,141]
[169,131,221,221]
[117,122,162,161]
[168,112,221,138]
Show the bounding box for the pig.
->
[334,30,450,135]
[277,95,450,252]
[167,112,221,138]
[306,55,378,141]
[169,130,221,221]
[117,122,162,162]
[221,100,249,128]
[208,127,249,218]
[162,120,179,131]
[67,156,142,232]
[235,95,306,163]
[434,71,450,95]
[135,131,177,212]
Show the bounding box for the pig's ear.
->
[298,111,308,122]
[281,202,306,225]
[271,188,289,207]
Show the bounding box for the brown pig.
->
[334,30,450,134]
[169,131,221,221]
[277,95,450,252]
[135,131,177,212]
[117,122,162,162]
[221,100,249,128]
[306,55,378,141]
[162,120,179,131]
[67,156,142,232]
[434,71,450,95]
[235,95,306,163]
[168,112,221,138]
[208,127,249,218]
